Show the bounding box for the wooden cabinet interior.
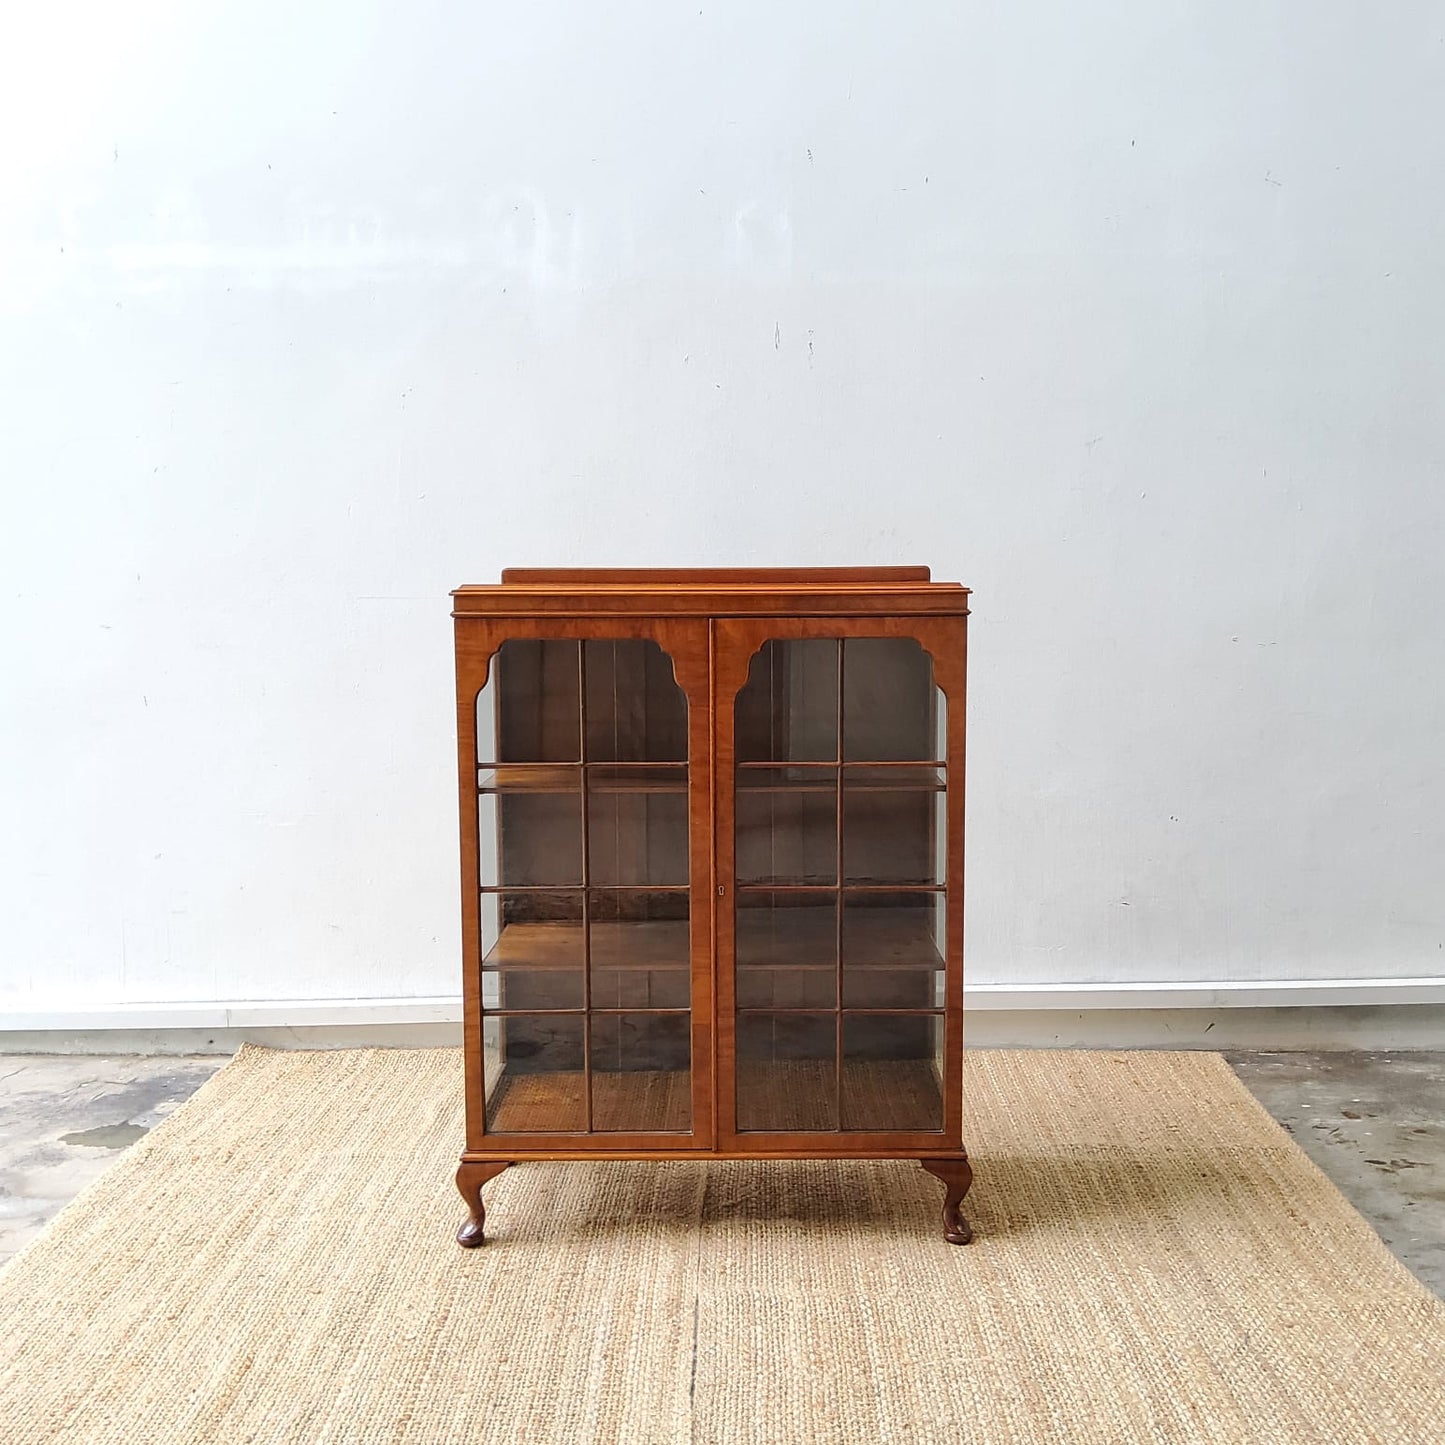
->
[452,569,973,1246]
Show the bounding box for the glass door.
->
[459,622,711,1146]
[715,618,965,1149]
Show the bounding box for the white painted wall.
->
[3,2,1443,1017]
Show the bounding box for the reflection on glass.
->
[589,890,690,1010]
[735,640,839,762]
[481,890,585,1011]
[591,1014,692,1131]
[840,893,944,1009]
[840,1015,943,1131]
[735,1014,837,1131]
[484,1015,586,1132]
[735,892,836,1009]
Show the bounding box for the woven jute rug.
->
[1,1048,1441,1444]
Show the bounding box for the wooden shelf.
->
[842,765,946,791]
[479,765,687,794]
[737,906,944,971]
[736,764,946,792]
[482,908,942,976]
[484,1059,943,1134]
[479,762,942,797]
[742,1059,944,1133]
[484,919,690,972]
[487,1068,693,1134]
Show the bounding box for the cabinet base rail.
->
[455,1153,974,1247]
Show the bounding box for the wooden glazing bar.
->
[834,638,845,1134]
[577,641,592,1134]
[735,882,946,894]
[736,1007,945,1017]
[479,884,689,893]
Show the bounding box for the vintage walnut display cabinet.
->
[452,568,974,1245]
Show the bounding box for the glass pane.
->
[841,782,944,887]
[590,1014,691,1131]
[840,893,944,1009]
[735,891,836,1009]
[842,638,938,762]
[589,889,691,1010]
[478,785,583,887]
[481,890,585,1011]
[588,789,689,886]
[725,633,952,1140]
[736,1014,837,1131]
[477,640,581,765]
[735,770,837,886]
[584,639,687,762]
[484,1015,586,1132]
[476,634,697,1138]
[840,1015,943,1131]
[735,640,839,762]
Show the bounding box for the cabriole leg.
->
[456,1161,512,1247]
[920,1156,975,1245]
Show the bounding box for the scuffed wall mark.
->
[774,321,781,351]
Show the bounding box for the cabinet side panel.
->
[454,620,496,1152]
[937,616,968,1148]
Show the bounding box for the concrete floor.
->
[0,1050,1440,1297]
[1225,1050,1444,1298]
[0,1056,224,1263]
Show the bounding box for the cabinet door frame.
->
[712,614,967,1156]
[456,615,715,1152]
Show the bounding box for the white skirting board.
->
[1,980,1442,1054]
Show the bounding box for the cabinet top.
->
[452,567,970,617]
